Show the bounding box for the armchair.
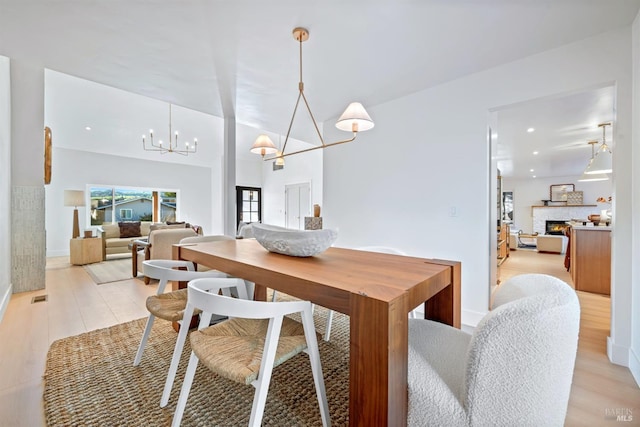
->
[132,227,201,284]
[407,274,580,426]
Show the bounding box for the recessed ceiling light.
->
[533,151,539,155]
[530,169,534,172]
[527,127,535,133]
[85,126,91,131]
[532,175,537,178]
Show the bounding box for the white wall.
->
[235,123,323,228]
[503,175,613,233]
[323,27,634,346]
[235,123,264,188]
[261,142,323,228]
[45,148,217,256]
[629,10,640,385]
[43,71,227,255]
[0,56,11,320]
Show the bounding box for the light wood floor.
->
[0,253,638,426]
[500,249,640,426]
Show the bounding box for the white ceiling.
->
[495,85,615,179]
[1,1,638,174]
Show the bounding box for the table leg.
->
[350,293,407,426]
[254,283,267,301]
[424,262,461,328]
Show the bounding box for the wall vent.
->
[31,295,48,304]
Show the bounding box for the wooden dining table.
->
[173,238,461,426]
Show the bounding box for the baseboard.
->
[607,336,630,366]
[462,309,486,328]
[0,283,12,324]
[629,346,640,387]
[47,249,69,257]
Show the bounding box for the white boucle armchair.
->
[408,274,580,426]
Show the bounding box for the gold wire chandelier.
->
[142,104,198,156]
[250,27,375,161]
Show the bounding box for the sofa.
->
[132,227,204,283]
[100,221,200,260]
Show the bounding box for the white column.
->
[10,59,46,293]
[224,117,237,236]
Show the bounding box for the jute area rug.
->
[83,258,132,284]
[44,306,350,426]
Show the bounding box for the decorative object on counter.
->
[64,189,85,238]
[306,204,323,230]
[304,217,323,230]
[252,223,337,257]
[250,27,374,163]
[550,184,574,202]
[566,191,583,205]
[597,196,612,225]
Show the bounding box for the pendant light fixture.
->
[578,140,608,182]
[142,104,198,156]
[584,122,612,174]
[250,27,374,162]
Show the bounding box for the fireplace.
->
[546,220,569,235]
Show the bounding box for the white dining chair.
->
[171,277,331,427]
[132,259,233,407]
[160,276,252,407]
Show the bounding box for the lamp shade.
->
[335,102,374,132]
[585,144,612,174]
[64,190,85,207]
[250,135,278,156]
[578,171,608,182]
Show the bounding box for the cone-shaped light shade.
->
[250,135,278,156]
[585,143,612,174]
[335,102,374,132]
[578,169,608,182]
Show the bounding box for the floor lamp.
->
[64,190,85,238]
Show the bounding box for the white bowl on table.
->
[251,223,337,257]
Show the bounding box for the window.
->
[120,209,133,220]
[236,186,261,227]
[90,186,178,225]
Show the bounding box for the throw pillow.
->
[119,221,141,238]
[166,221,185,226]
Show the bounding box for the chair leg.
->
[133,314,155,366]
[160,312,192,407]
[324,310,334,342]
[171,351,199,427]
[302,309,331,426]
[248,317,283,427]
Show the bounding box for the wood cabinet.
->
[70,237,102,265]
[498,224,510,264]
[570,227,611,295]
[497,224,510,284]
